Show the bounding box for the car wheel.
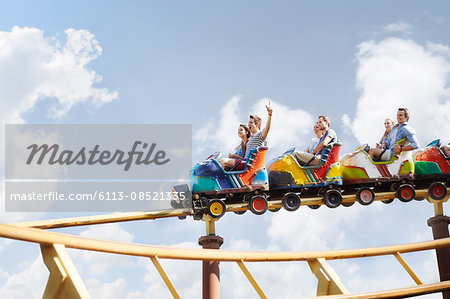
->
[428,182,447,201]
[397,184,415,202]
[323,189,342,208]
[282,192,301,212]
[249,195,268,215]
[357,187,375,206]
[207,199,226,219]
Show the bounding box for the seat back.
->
[246,146,267,169]
[318,142,341,165]
[238,147,268,186]
[314,142,342,180]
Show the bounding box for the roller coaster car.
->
[267,143,343,210]
[191,146,269,195]
[340,138,416,204]
[414,139,449,201]
[178,147,269,220]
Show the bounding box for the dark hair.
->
[398,108,410,120]
[249,114,262,129]
[240,124,251,139]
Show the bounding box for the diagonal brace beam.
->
[394,252,423,285]
[40,243,90,299]
[237,260,267,299]
[150,256,181,299]
[308,258,350,296]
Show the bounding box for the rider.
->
[441,144,450,158]
[305,123,324,154]
[220,102,273,171]
[376,117,395,149]
[220,124,251,169]
[368,108,419,161]
[295,115,338,166]
[246,104,272,155]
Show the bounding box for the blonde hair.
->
[384,117,394,124]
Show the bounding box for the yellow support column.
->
[203,215,216,235]
[308,258,350,296]
[40,243,90,299]
[434,202,444,216]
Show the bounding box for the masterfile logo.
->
[5,124,192,212]
[6,124,191,180]
[26,141,170,171]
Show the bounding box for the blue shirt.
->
[235,147,245,158]
[385,122,419,150]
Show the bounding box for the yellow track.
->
[12,188,448,229]
[2,222,450,261]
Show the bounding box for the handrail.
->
[1,222,450,262]
[301,281,450,299]
[12,208,193,229]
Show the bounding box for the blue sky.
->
[1,1,450,298]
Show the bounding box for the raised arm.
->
[261,103,272,140]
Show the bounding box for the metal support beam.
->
[236,260,267,299]
[308,258,350,296]
[434,202,444,216]
[150,256,180,299]
[202,215,216,235]
[40,243,90,299]
[394,252,423,285]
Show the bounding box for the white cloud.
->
[0,26,118,222]
[343,37,450,147]
[0,26,117,122]
[79,222,134,242]
[250,98,314,156]
[424,11,445,25]
[0,239,12,253]
[383,21,413,34]
[193,95,241,156]
[268,207,361,251]
[0,256,47,299]
[135,254,201,298]
[77,223,135,275]
[87,277,127,299]
[193,96,314,162]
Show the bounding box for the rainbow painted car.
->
[171,136,449,220]
[414,140,449,200]
[267,142,343,210]
[173,147,270,219]
[340,138,415,204]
